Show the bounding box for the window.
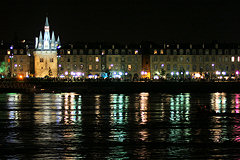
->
[95,49,99,54]
[20,49,24,54]
[180,49,184,55]
[109,57,112,62]
[173,64,177,70]
[89,49,93,54]
[128,65,132,71]
[173,56,177,62]
[231,56,235,62]
[186,57,190,63]
[73,64,77,70]
[73,56,76,62]
[50,58,54,62]
[160,56,164,61]
[14,57,17,62]
[205,56,209,62]
[7,50,10,55]
[115,57,118,62]
[96,65,99,70]
[192,65,196,71]
[80,64,84,70]
[80,57,83,62]
[114,49,119,54]
[224,56,228,62]
[67,50,71,54]
[154,64,158,70]
[160,50,164,54]
[67,58,70,62]
[135,50,138,55]
[95,57,99,62]
[173,49,177,55]
[121,57,125,62]
[89,57,92,62]
[238,56,240,62]
[192,56,196,62]
[179,57,183,62]
[80,49,84,54]
[154,50,157,54]
[72,49,77,55]
[40,58,44,62]
[89,65,92,70]
[167,64,170,71]
[128,57,132,62]
[153,56,157,62]
[212,56,215,61]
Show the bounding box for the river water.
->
[1,92,240,159]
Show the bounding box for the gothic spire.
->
[45,16,49,27]
[39,31,43,41]
[51,31,55,43]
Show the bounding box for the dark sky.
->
[1,0,240,43]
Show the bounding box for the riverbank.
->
[1,81,240,93]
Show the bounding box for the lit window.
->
[231,56,235,62]
[238,56,240,62]
[7,50,11,55]
[102,50,105,55]
[95,57,99,62]
[135,50,138,55]
[160,50,164,54]
[67,50,71,54]
[154,50,157,54]
[89,65,92,70]
[128,65,132,71]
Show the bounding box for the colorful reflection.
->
[63,93,82,125]
[169,93,191,141]
[210,93,228,143]
[109,94,128,159]
[7,93,21,123]
[210,92,227,113]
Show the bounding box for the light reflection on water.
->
[2,92,240,159]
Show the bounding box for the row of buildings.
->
[1,17,240,80]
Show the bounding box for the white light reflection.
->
[210,93,228,143]
[169,93,191,143]
[110,94,128,143]
[139,92,149,124]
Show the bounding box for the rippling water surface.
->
[1,92,240,159]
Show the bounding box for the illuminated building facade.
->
[150,43,240,79]
[1,17,240,80]
[33,17,60,77]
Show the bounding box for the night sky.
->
[1,0,240,43]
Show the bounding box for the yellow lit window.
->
[128,65,132,71]
[89,65,92,70]
[95,57,99,62]
[7,50,10,55]
[135,50,138,55]
[154,50,157,54]
[160,50,164,54]
[67,50,71,54]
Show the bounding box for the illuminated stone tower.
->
[34,17,60,77]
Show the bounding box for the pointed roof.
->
[45,17,49,26]
[51,31,55,42]
[57,36,60,43]
[39,31,43,41]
